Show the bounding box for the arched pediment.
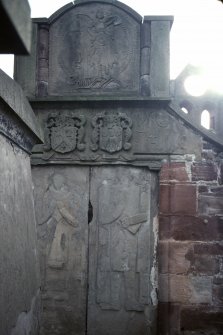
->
[47,0,142,95]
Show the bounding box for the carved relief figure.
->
[44,113,86,154]
[60,9,132,90]
[95,171,150,312]
[40,174,78,270]
[91,112,132,153]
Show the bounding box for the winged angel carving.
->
[60,9,132,89]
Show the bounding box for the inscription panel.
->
[88,166,156,335]
[32,166,89,335]
[48,3,140,95]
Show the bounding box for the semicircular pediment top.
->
[48,0,142,25]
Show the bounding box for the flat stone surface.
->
[0,0,31,54]
[0,69,43,143]
[159,274,212,304]
[0,135,40,334]
[160,183,197,215]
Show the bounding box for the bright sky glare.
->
[1,0,223,94]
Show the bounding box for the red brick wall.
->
[158,155,223,334]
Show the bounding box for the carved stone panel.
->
[32,166,89,335]
[44,112,86,154]
[88,166,157,335]
[91,111,132,153]
[48,3,140,95]
[32,107,202,166]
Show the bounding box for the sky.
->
[1,0,223,93]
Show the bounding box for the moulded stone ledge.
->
[0,70,43,152]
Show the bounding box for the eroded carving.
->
[91,169,151,313]
[54,5,138,92]
[44,112,86,154]
[91,112,132,153]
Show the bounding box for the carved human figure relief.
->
[94,171,150,312]
[90,112,132,153]
[44,112,86,154]
[41,173,78,270]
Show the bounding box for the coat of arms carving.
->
[44,113,86,153]
[90,112,132,153]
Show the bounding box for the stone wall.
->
[0,70,43,335]
[158,142,223,334]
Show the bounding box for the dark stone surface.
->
[48,2,141,96]
[159,215,223,241]
[0,135,40,335]
[0,0,31,54]
[0,69,43,147]
[159,184,197,215]
[181,307,223,332]
[14,23,38,97]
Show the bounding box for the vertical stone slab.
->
[14,23,38,97]
[32,166,89,335]
[88,166,158,335]
[48,2,141,96]
[140,20,151,95]
[149,17,173,97]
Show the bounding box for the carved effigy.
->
[49,3,140,94]
[88,167,153,334]
[44,112,86,154]
[32,167,89,334]
[90,112,132,153]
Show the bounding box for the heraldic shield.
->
[100,123,123,153]
[44,113,86,154]
[51,124,78,153]
[91,112,132,153]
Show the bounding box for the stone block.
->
[159,274,212,304]
[160,162,189,182]
[159,184,170,213]
[158,303,180,335]
[159,215,223,241]
[158,241,191,274]
[192,161,217,181]
[193,242,223,256]
[160,184,197,215]
[171,184,197,215]
[187,253,220,276]
[159,215,171,240]
[14,23,38,97]
[198,192,223,216]
[213,277,223,306]
[181,307,223,332]
[149,19,172,97]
